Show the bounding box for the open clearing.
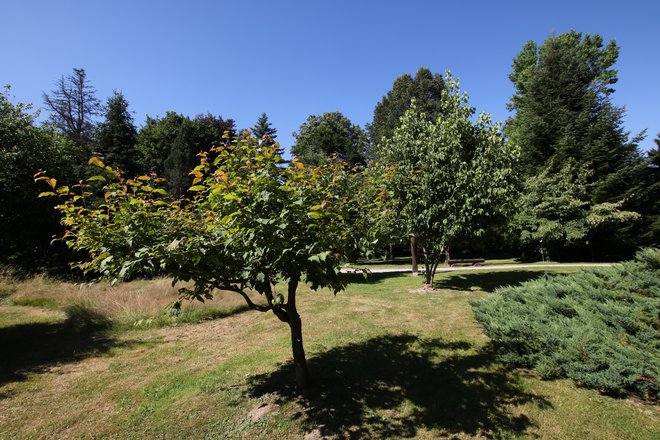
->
[1,266,657,439]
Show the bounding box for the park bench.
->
[447,258,485,267]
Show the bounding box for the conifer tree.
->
[251,112,278,149]
[43,68,102,149]
[95,91,138,175]
[505,31,640,185]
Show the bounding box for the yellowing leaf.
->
[292,158,304,170]
[88,157,105,168]
[38,191,56,198]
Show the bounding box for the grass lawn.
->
[0,267,657,439]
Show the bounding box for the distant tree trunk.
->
[410,235,418,276]
[286,277,310,389]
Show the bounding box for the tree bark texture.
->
[286,277,310,389]
[410,235,418,276]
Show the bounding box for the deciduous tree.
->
[379,74,518,285]
[369,67,446,150]
[0,87,78,271]
[41,136,367,389]
[291,112,367,166]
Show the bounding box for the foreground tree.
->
[291,112,367,165]
[43,68,102,148]
[40,136,366,388]
[379,74,518,285]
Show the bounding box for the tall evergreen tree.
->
[42,68,102,149]
[291,112,367,166]
[369,67,446,149]
[251,112,278,148]
[505,31,640,184]
[95,91,138,175]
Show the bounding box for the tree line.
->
[1,30,658,275]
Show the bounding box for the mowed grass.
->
[0,267,657,439]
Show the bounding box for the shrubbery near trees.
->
[0,87,80,272]
[472,248,660,399]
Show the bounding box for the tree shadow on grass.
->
[0,310,125,390]
[247,334,551,439]
[341,272,410,285]
[434,270,561,293]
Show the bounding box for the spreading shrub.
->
[472,248,660,399]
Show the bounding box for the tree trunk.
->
[410,235,418,276]
[286,277,310,389]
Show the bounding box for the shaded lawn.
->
[433,267,580,293]
[0,268,657,439]
[248,334,550,439]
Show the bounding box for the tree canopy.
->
[378,74,519,284]
[95,91,138,175]
[505,31,639,183]
[251,112,278,149]
[369,67,446,150]
[40,135,370,388]
[0,87,79,271]
[291,112,367,166]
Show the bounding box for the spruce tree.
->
[95,91,138,175]
[251,112,278,149]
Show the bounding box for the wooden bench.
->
[447,258,485,267]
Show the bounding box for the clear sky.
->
[2,0,658,154]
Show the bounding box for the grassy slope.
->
[0,267,657,439]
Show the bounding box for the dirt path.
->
[342,263,614,274]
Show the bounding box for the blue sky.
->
[2,0,658,154]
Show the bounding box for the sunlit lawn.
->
[0,267,657,439]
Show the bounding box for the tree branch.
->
[217,283,272,313]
